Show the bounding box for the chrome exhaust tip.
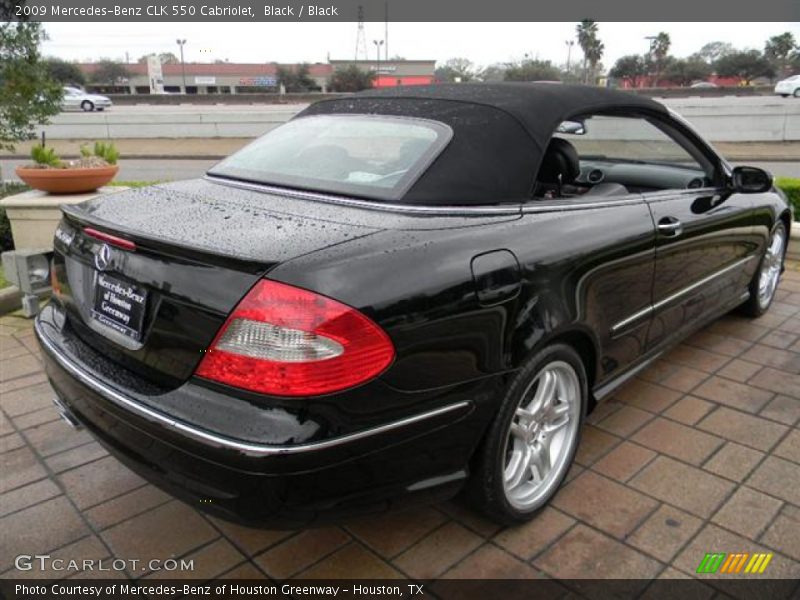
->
[52,396,84,431]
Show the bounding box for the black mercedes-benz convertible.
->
[36,83,791,526]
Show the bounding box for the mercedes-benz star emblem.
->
[94,244,112,271]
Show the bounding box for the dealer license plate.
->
[91,272,148,342]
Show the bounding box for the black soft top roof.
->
[299,83,668,206]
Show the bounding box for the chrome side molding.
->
[610,255,755,336]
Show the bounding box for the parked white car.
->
[774,75,800,97]
[61,87,113,112]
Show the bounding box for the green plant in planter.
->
[31,144,62,168]
[93,141,119,165]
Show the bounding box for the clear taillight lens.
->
[213,319,344,362]
[194,279,394,396]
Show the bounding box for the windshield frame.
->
[207,114,454,202]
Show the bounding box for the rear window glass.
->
[208,114,452,201]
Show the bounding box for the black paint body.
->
[36,86,792,527]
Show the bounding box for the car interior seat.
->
[536,137,628,199]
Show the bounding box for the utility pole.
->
[565,40,574,72]
[384,2,389,61]
[354,6,367,61]
[176,38,187,93]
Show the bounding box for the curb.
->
[0,287,51,316]
[0,286,22,315]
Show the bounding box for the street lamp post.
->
[644,36,658,88]
[372,39,384,85]
[565,40,574,72]
[176,39,187,93]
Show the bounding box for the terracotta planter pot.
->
[15,165,119,194]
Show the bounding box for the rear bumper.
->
[35,304,490,526]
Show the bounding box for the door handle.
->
[657,216,683,237]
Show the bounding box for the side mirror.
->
[556,120,586,135]
[731,166,773,194]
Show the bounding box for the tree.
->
[276,63,316,92]
[0,22,61,152]
[435,58,480,83]
[609,54,648,88]
[764,32,797,78]
[584,38,605,85]
[328,65,374,92]
[695,41,735,64]
[44,57,85,86]
[649,32,671,84]
[138,52,179,65]
[480,64,507,82]
[559,61,583,84]
[503,59,560,82]
[663,57,712,86]
[714,50,775,84]
[576,20,599,83]
[89,59,130,85]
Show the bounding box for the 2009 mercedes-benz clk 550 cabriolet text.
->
[36,84,791,526]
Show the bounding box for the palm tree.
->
[765,32,797,78]
[576,20,599,84]
[650,32,671,85]
[585,38,605,85]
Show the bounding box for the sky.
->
[41,22,800,68]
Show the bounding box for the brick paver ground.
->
[2,262,800,584]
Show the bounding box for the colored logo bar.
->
[696,552,773,574]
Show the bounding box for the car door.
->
[641,116,755,350]
[62,89,80,111]
[644,186,754,348]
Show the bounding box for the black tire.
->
[467,343,587,525]
[81,100,94,112]
[794,89,800,98]
[741,222,786,318]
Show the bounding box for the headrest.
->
[537,137,580,185]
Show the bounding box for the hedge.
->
[776,177,800,216]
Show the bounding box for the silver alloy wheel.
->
[502,360,581,510]
[757,228,785,309]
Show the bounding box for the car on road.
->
[690,81,718,88]
[61,86,113,112]
[774,75,800,97]
[37,83,791,527]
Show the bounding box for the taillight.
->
[195,279,395,396]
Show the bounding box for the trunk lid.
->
[54,180,384,389]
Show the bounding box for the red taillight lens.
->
[195,279,395,396]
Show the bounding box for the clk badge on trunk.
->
[94,243,112,272]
